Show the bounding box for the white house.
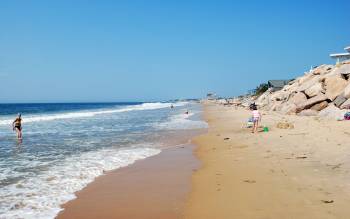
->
[330,46,350,64]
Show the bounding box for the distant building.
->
[206,93,216,100]
[268,80,293,91]
[330,46,350,64]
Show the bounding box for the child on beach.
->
[251,105,261,133]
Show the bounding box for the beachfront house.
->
[206,93,216,100]
[330,46,350,64]
[268,80,292,92]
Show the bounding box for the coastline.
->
[184,103,350,219]
[57,144,200,219]
[49,103,207,219]
[56,102,350,219]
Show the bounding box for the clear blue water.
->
[0,102,207,219]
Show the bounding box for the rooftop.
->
[330,53,350,58]
[268,80,292,88]
[330,46,350,59]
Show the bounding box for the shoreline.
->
[56,143,201,219]
[56,102,350,219]
[54,104,207,219]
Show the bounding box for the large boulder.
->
[283,82,299,93]
[297,75,321,92]
[274,102,284,111]
[318,104,348,120]
[324,76,348,101]
[310,101,328,111]
[297,72,314,85]
[289,92,307,105]
[298,109,318,116]
[311,65,334,75]
[330,63,350,77]
[304,82,324,98]
[280,103,297,115]
[296,94,328,112]
[333,94,347,107]
[340,99,350,109]
[270,91,289,102]
[343,83,350,98]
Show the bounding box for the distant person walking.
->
[12,113,22,139]
[250,105,261,133]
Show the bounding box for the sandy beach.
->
[185,103,350,219]
[2,2,349,218]
[55,102,350,219]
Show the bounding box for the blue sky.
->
[0,0,349,102]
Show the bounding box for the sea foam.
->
[0,101,204,219]
[0,147,160,219]
[0,102,186,126]
[155,111,208,130]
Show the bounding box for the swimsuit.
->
[252,110,260,122]
[14,119,22,131]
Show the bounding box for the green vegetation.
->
[254,83,269,96]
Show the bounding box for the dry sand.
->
[184,103,350,219]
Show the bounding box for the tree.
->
[254,83,268,96]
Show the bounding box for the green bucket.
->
[263,126,269,132]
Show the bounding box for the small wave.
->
[155,111,208,130]
[0,102,187,126]
[0,147,161,219]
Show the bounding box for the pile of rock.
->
[255,62,350,119]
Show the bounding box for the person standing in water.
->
[12,113,22,139]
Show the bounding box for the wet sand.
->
[57,145,199,219]
[184,103,350,219]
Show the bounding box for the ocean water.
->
[0,102,207,219]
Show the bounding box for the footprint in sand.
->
[326,163,343,170]
[243,179,256,183]
[215,175,222,191]
[281,169,287,176]
[321,200,334,204]
[237,145,248,149]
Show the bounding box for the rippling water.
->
[0,101,207,219]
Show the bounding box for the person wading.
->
[12,113,23,140]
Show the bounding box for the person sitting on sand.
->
[12,113,22,139]
[251,105,261,133]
